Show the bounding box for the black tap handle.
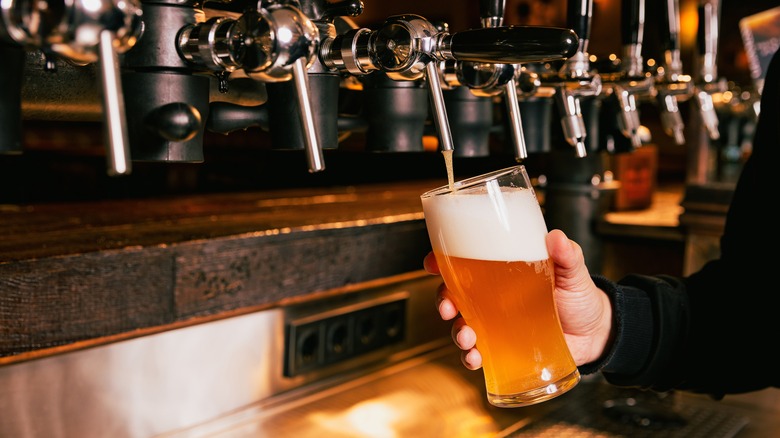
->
[450,26,579,64]
[621,0,643,46]
[567,0,593,44]
[660,0,680,52]
[480,0,505,20]
[697,1,719,56]
[696,3,706,55]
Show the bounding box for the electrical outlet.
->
[323,314,353,365]
[285,321,324,376]
[284,297,407,377]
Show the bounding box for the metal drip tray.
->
[162,347,750,438]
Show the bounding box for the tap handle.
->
[479,0,505,26]
[98,29,131,175]
[622,0,643,46]
[38,0,141,175]
[448,26,579,64]
[504,79,528,160]
[622,0,645,77]
[292,57,325,172]
[567,0,593,50]
[696,0,720,82]
[425,62,454,152]
[660,0,681,54]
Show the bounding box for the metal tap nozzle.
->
[2,0,142,175]
[692,0,724,141]
[654,0,693,145]
[180,4,324,172]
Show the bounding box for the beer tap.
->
[263,0,364,155]
[472,0,528,161]
[693,0,723,141]
[320,15,578,156]
[655,0,693,145]
[2,0,141,175]
[598,0,653,151]
[543,0,602,158]
[178,1,325,172]
[431,21,497,157]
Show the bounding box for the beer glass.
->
[420,165,580,407]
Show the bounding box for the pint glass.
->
[420,165,580,407]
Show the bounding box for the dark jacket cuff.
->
[578,274,654,377]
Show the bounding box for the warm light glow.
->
[680,1,699,50]
[308,396,409,438]
[609,53,617,61]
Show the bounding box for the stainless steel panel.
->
[0,274,448,438]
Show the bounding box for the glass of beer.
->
[420,165,580,407]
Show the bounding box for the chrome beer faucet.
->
[598,0,653,151]
[472,0,528,161]
[2,0,141,175]
[654,0,693,145]
[178,1,326,172]
[320,15,578,156]
[693,0,725,141]
[541,0,602,158]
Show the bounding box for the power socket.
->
[284,297,407,377]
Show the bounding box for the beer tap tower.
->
[320,15,579,158]
[654,0,693,146]
[540,0,616,273]
[687,0,732,184]
[436,0,540,159]
[597,0,654,154]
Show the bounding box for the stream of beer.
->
[442,150,454,192]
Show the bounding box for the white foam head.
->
[421,186,549,262]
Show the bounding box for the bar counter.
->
[0,180,442,363]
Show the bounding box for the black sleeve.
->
[579,273,689,394]
[578,49,780,397]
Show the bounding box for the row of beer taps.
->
[0,0,732,176]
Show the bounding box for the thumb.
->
[546,229,594,294]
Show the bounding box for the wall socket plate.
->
[284,293,408,377]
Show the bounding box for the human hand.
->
[423,229,614,370]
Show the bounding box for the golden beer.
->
[421,165,580,407]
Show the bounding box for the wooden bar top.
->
[0,180,442,363]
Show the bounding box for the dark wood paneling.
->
[0,182,437,362]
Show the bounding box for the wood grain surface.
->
[0,180,441,363]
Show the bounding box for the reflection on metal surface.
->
[163,348,515,438]
[0,275,450,438]
[163,349,751,438]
